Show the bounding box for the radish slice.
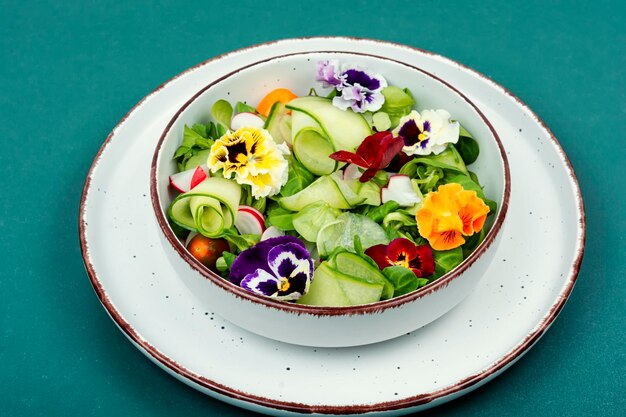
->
[231,112,265,130]
[235,206,265,235]
[169,165,209,193]
[261,226,285,241]
[189,165,208,189]
[343,163,362,181]
[381,175,422,206]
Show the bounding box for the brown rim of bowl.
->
[80,37,585,415]
[149,50,511,317]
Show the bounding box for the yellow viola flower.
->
[208,127,289,198]
[416,183,490,251]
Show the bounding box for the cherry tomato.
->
[187,235,230,269]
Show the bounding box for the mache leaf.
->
[430,247,464,280]
[382,266,419,297]
[211,99,233,129]
[235,101,257,114]
[280,155,315,197]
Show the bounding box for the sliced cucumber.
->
[280,175,351,211]
[297,262,383,306]
[316,213,389,257]
[332,252,394,300]
[297,262,350,306]
[168,178,241,237]
[287,96,371,151]
[293,128,336,175]
[355,180,381,206]
[290,108,322,139]
[183,149,211,171]
[292,202,341,242]
[331,266,384,305]
[330,172,366,207]
[264,101,292,145]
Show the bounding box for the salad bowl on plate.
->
[150,51,510,347]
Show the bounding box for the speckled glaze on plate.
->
[79,38,585,416]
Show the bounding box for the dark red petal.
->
[387,150,413,172]
[386,238,418,262]
[364,244,392,270]
[377,135,405,169]
[410,244,435,277]
[329,150,368,167]
[359,167,380,183]
[356,131,392,165]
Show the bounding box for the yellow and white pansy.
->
[208,126,289,198]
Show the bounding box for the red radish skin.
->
[169,165,209,193]
[230,112,265,130]
[189,166,208,189]
[235,206,266,235]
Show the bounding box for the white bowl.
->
[150,51,510,347]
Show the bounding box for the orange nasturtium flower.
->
[416,183,490,251]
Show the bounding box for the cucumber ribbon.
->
[168,177,241,237]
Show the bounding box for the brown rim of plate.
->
[149,50,511,316]
[79,37,586,414]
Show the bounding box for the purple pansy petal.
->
[229,236,306,285]
[240,269,279,297]
[283,270,310,296]
[343,68,380,91]
[267,244,313,282]
[398,119,420,147]
[316,60,344,88]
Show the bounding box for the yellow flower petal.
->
[207,126,289,198]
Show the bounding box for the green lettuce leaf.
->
[266,206,295,231]
[280,155,315,197]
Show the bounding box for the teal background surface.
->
[1,0,624,416]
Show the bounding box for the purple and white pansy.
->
[316,60,388,113]
[230,236,314,301]
[392,109,460,156]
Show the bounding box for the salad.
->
[165,59,497,307]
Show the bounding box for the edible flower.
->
[230,236,314,301]
[329,131,404,182]
[392,110,459,156]
[316,60,388,113]
[416,183,490,251]
[365,238,435,278]
[208,126,289,198]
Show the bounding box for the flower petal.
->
[387,238,418,263]
[229,236,306,285]
[329,150,369,167]
[240,269,279,297]
[364,244,392,270]
[409,245,435,277]
[316,60,344,88]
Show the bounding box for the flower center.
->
[278,277,290,292]
[394,252,411,268]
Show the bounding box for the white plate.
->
[80,38,585,416]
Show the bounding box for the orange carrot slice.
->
[256,88,298,117]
